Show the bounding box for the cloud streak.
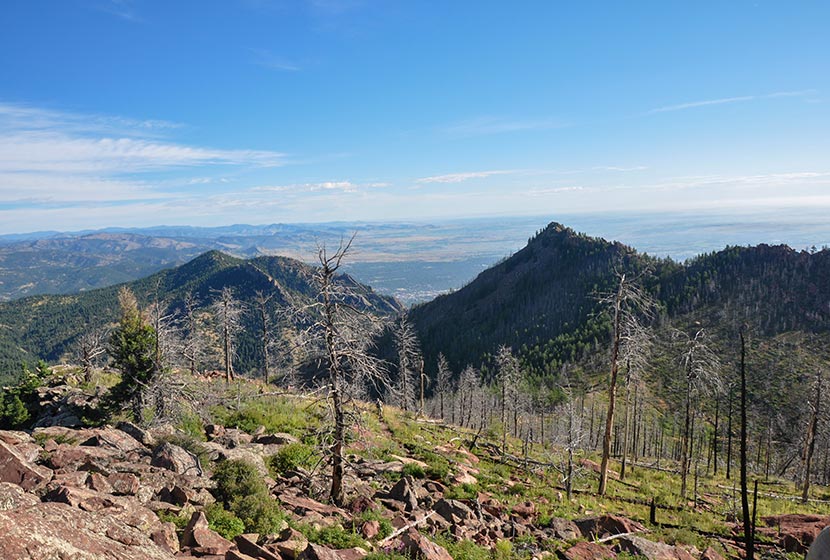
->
[443,116,567,137]
[648,89,817,114]
[416,170,514,184]
[0,101,288,205]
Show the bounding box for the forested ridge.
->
[0,249,400,383]
[410,222,830,378]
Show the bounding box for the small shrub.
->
[213,459,269,505]
[268,442,316,476]
[212,458,285,536]
[230,494,285,536]
[299,524,367,549]
[364,552,410,560]
[205,503,245,540]
[401,462,426,479]
[493,539,513,560]
[445,482,479,500]
[178,412,206,441]
[434,533,490,560]
[157,509,191,532]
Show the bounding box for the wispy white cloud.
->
[443,116,567,137]
[0,102,180,137]
[249,48,300,72]
[95,0,142,22]
[648,89,817,114]
[0,101,287,206]
[416,170,514,184]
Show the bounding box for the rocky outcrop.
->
[0,439,53,491]
[0,501,175,559]
[759,513,830,553]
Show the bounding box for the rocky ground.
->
[0,381,826,560]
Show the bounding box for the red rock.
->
[48,443,119,473]
[235,533,281,560]
[0,439,53,491]
[565,542,617,560]
[759,514,830,553]
[0,481,40,510]
[272,527,309,559]
[360,520,380,539]
[183,511,233,556]
[226,551,260,560]
[151,521,180,553]
[151,442,202,475]
[279,492,350,519]
[0,501,174,559]
[335,547,368,560]
[580,458,619,480]
[108,472,140,495]
[511,501,536,518]
[617,536,695,560]
[701,546,725,560]
[82,427,145,453]
[400,529,453,560]
[300,543,341,560]
[575,514,646,539]
[87,472,114,493]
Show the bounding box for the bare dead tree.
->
[211,287,244,383]
[739,326,754,560]
[496,345,520,454]
[555,378,587,501]
[619,311,653,480]
[457,365,480,429]
[393,314,421,413]
[802,369,823,503]
[181,293,208,376]
[598,269,654,496]
[254,290,276,384]
[295,235,390,506]
[675,326,721,501]
[434,353,452,421]
[76,326,109,384]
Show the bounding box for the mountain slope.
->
[0,250,401,381]
[410,222,830,377]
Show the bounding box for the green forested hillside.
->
[411,222,830,378]
[0,250,400,383]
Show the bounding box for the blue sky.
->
[0,0,828,233]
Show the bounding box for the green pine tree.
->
[108,287,157,423]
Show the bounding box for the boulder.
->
[235,533,282,560]
[760,513,830,553]
[564,542,617,560]
[360,519,380,539]
[616,536,695,560]
[182,511,233,556]
[254,432,300,445]
[301,543,342,560]
[546,517,581,540]
[387,475,419,512]
[151,442,202,476]
[81,427,145,454]
[433,498,475,524]
[575,514,646,539]
[108,472,141,495]
[0,439,53,491]
[48,443,120,473]
[0,501,175,559]
[117,421,156,447]
[701,547,726,560]
[272,526,310,559]
[400,529,453,560]
[0,481,40,510]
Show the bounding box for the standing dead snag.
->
[598,269,654,496]
[298,235,390,506]
[802,369,823,503]
[676,326,721,501]
[739,326,754,560]
[211,287,244,383]
[496,345,520,454]
[393,314,421,413]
